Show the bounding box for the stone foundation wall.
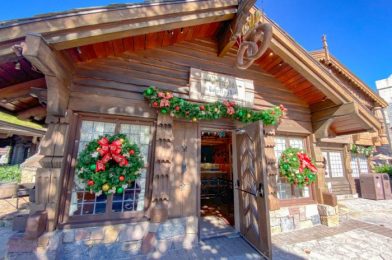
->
[270,204,321,234]
[7,216,198,259]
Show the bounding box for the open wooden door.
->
[235,122,271,258]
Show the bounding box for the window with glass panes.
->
[274,136,310,199]
[68,120,152,217]
[322,151,344,178]
[350,154,369,178]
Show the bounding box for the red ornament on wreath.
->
[76,134,144,194]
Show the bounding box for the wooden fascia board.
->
[46,8,237,50]
[0,78,46,102]
[0,0,238,46]
[0,121,45,136]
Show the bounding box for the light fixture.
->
[180,28,184,34]
[76,47,82,54]
[14,62,21,70]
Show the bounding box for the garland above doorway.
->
[143,86,286,125]
[350,144,374,157]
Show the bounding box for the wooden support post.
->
[150,114,173,223]
[343,144,356,195]
[374,107,389,145]
[309,134,326,204]
[263,125,280,210]
[22,33,72,116]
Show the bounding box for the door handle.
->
[257,183,264,198]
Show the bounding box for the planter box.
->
[0,183,18,199]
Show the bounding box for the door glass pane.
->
[69,120,116,216]
[351,156,360,178]
[327,152,344,178]
[358,155,369,174]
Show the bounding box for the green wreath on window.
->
[279,147,317,187]
[76,133,144,195]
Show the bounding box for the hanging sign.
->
[189,68,254,107]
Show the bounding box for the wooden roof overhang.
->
[310,50,388,108]
[0,0,382,138]
[0,120,45,138]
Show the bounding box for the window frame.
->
[60,113,156,226]
[274,134,316,207]
[322,149,346,180]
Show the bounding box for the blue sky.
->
[1,0,391,90]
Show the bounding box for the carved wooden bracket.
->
[152,115,173,202]
[236,22,272,70]
[263,125,279,210]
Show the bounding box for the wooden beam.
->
[47,9,236,50]
[22,34,72,116]
[17,105,46,120]
[0,78,46,102]
[218,0,256,57]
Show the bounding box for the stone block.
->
[318,204,338,216]
[62,230,75,243]
[75,229,90,241]
[320,215,340,227]
[155,239,173,253]
[118,222,148,242]
[299,220,313,229]
[276,208,290,218]
[172,234,197,250]
[288,207,300,216]
[280,217,294,232]
[305,204,319,219]
[293,214,300,226]
[47,232,62,251]
[310,215,321,225]
[269,216,280,227]
[90,228,105,240]
[103,225,120,244]
[121,241,142,255]
[156,218,186,240]
[271,225,282,234]
[299,206,306,221]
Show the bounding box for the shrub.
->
[0,165,21,183]
[374,164,392,177]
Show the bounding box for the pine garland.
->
[279,147,317,187]
[76,134,144,195]
[144,87,286,125]
[350,144,374,157]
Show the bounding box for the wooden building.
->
[0,0,388,257]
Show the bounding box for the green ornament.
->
[146,88,153,96]
[283,164,290,170]
[296,174,304,181]
[238,110,244,117]
[90,164,96,171]
[116,187,124,194]
[161,108,168,114]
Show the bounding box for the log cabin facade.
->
[0,0,388,257]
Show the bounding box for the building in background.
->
[376,75,392,140]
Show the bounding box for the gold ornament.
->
[102,183,110,192]
[192,117,197,122]
[247,113,251,118]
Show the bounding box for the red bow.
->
[158,92,173,108]
[95,137,128,172]
[297,152,317,173]
[223,100,236,115]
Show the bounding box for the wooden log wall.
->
[69,37,312,134]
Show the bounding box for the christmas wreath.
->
[279,147,317,187]
[144,86,286,125]
[76,134,144,195]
